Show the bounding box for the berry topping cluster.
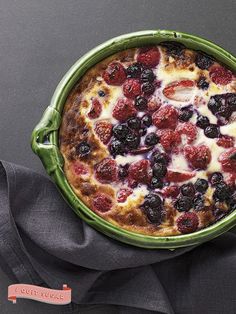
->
[63,44,236,236]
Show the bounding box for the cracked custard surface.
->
[59,43,236,236]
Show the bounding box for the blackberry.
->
[208,95,224,114]
[135,96,148,111]
[210,172,224,186]
[160,41,185,57]
[144,132,159,146]
[193,194,205,211]
[195,52,214,70]
[109,139,125,156]
[180,183,195,198]
[75,142,91,157]
[126,63,142,78]
[196,115,210,129]
[204,124,220,138]
[213,182,232,201]
[194,178,208,193]
[113,124,130,140]
[127,117,141,130]
[125,133,140,149]
[140,69,155,83]
[142,82,155,95]
[226,93,236,111]
[179,107,193,122]
[153,163,167,178]
[141,114,152,127]
[152,152,168,165]
[174,196,192,212]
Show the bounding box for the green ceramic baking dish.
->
[31,30,236,249]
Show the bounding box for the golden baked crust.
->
[59,44,236,236]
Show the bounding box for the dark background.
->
[0,0,235,313]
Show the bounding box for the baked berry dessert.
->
[59,42,236,236]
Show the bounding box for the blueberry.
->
[127,117,141,130]
[179,107,193,122]
[98,90,105,97]
[75,142,91,157]
[109,139,125,156]
[213,182,232,201]
[135,96,148,111]
[125,133,140,149]
[193,194,205,211]
[141,114,152,127]
[174,196,192,212]
[195,52,214,70]
[150,177,164,189]
[194,179,208,193]
[140,69,155,83]
[152,152,168,165]
[126,63,142,78]
[118,164,129,179]
[180,183,195,198]
[144,132,159,146]
[113,124,130,140]
[204,124,220,138]
[210,172,224,186]
[208,95,224,114]
[153,163,167,178]
[143,193,163,209]
[197,77,209,90]
[142,82,155,95]
[145,207,162,224]
[196,115,210,129]
[160,41,185,57]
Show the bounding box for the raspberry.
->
[162,185,180,198]
[177,122,198,144]
[88,98,102,119]
[117,188,133,203]
[219,148,236,173]
[112,98,137,122]
[163,80,195,102]
[103,62,126,85]
[94,121,112,144]
[123,79,141,99]
[92,193,113,212]
[177,212,199,234]
[73,161,88,175]
[95,158,118,183]
[166,170,196,182]
[152,105,178,129]
[158,129,181,152]
[137,47,160,68]
[184,145,211,169]
[128,159,152,185]
[209,66,233,85]
[216,136,234,148]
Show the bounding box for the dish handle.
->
[31,106,64,175]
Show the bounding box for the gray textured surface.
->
[0,0,236,313]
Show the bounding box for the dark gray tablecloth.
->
[1,160,236,314]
